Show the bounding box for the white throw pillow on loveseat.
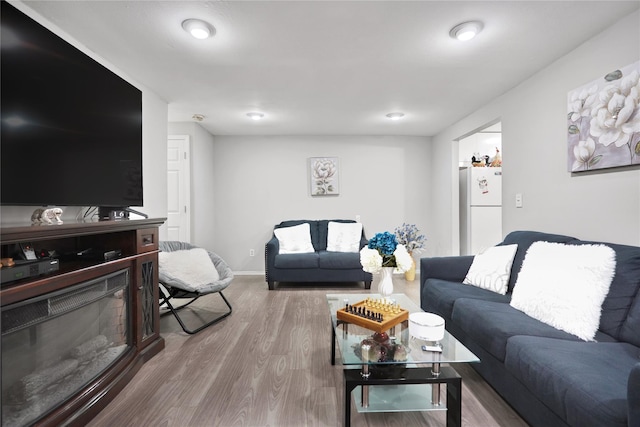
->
[274,223,315,254]
[327,221,363,253]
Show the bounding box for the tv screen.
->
[1,1,143,208]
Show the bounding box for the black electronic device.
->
[19,243,38,261]
[0,258,60,285]
[74,247,123,262]
[98,207,129,221]
[0,2,143,209]
[103,249,123,262]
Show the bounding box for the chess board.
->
[336,298,409,333]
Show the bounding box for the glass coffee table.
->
[326,293,479,427]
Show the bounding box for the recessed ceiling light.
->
[386,112,405,121]
[182,19,215,40]
[449,21,483,41]
[246,112,264,120]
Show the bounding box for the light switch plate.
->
[515,193,523,208]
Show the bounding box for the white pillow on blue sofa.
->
[463,244,518,295]
[510,241,616,341]
[327,221,363,253]
[274,223,315,254]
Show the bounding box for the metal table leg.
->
[360,343,371,408]
[432,362,441,405]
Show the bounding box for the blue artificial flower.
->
[361,230,412,271]
[368,231,397,256]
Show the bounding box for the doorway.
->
[458,122,502,255]
[167,135,191,242]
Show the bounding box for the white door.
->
[167,135,191,242]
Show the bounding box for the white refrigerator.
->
[459,167,502,255]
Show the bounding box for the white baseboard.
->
[232,269,420,276]
[234,270,266,276]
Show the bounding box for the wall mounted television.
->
[1,1,143,209]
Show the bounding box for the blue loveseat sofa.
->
[420,230,640,427]
[265,219,372,290]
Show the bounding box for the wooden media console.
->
[0,218,166,426]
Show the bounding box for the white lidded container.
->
[409,312,445,342]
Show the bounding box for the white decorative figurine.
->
[31,207,64,225]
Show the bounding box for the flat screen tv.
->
[1,1,143,209]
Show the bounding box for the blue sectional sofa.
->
[420,230,640,427]
[265,219,372,290]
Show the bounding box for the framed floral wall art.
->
[309,157,339,196]
[567,60,640,172]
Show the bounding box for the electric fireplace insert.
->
[1,269,131,426]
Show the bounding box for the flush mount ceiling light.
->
[182,19,215,40]
[192,114,205,122]
[246,112,264,120]
[386,112,405,121]
[449,21,483,41]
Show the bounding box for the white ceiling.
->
[19,1,640,137]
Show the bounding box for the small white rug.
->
[159,248,219,290]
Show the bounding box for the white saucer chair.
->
[158,241,233,334]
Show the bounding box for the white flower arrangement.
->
[359,231,413,274]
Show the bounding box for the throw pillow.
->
[463,244,518,295]
[159,248,219,291]
[274,223,315,254]
[510,241,616,341]
[327,221,363,253]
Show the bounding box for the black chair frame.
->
[159,286,232,334]
[158,241,234,335]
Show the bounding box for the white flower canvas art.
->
[309,157,339,196]
[567,60,640,172]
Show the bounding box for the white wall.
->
[142,92,169,239]
[430,10,640,254]
[167,122,216,245]
[0,2,169,233]
[207,135,432,272]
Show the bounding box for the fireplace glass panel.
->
[1,269,131,426]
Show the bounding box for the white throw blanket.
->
[159,248,219,291]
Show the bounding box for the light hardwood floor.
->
[88,275,529,427]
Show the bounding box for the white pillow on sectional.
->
[510,241,616,341]
[327,221,363,253]
[274,223,315,254]
[463,244,518,295]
